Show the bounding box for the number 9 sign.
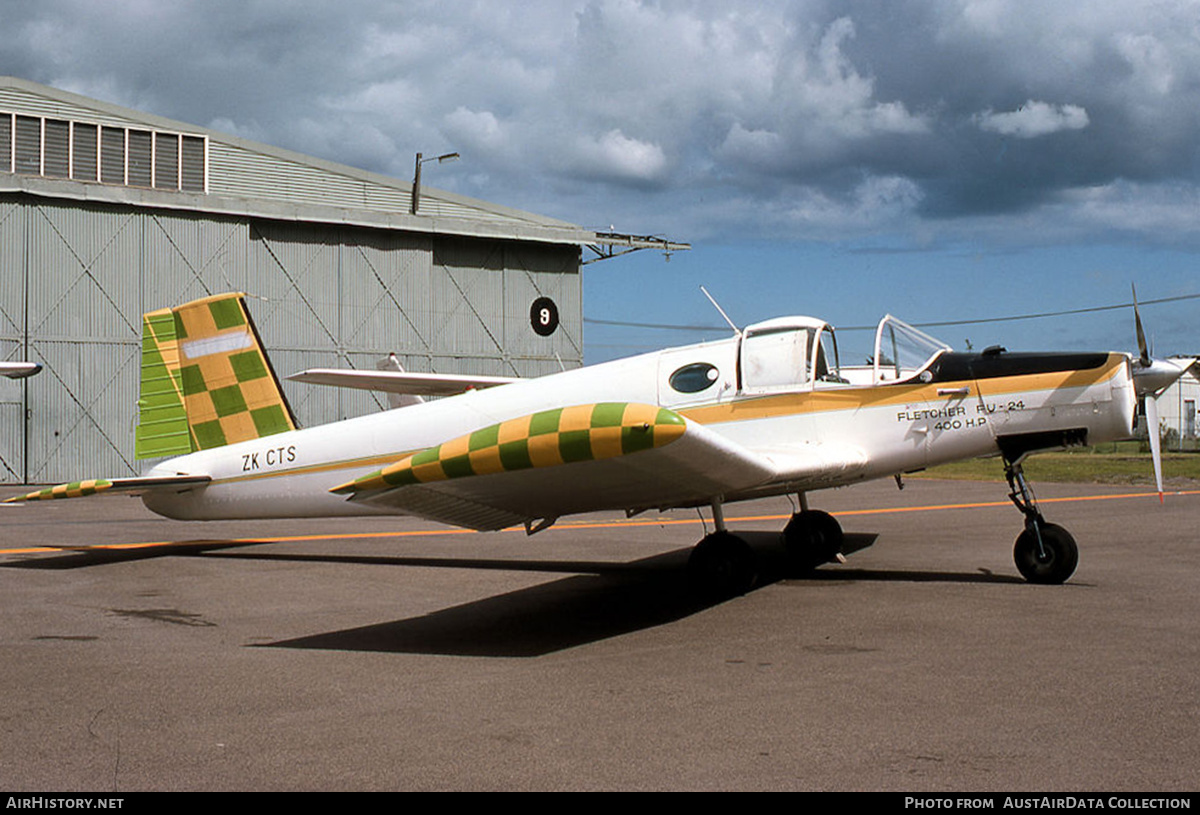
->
[530,296,559,337]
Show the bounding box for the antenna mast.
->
[700,286,741,334]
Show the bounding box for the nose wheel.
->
[1005,459,1078,584]
[1014,522,1078,584]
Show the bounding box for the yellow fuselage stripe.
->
[679,357,1125,424]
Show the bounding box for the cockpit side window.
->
[738,322,847,393]
[741,328,809,392]
[812,327,846,384]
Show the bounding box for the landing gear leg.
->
[687,497,758,597]
[1005,459,1078,584]
[782,492,845,573]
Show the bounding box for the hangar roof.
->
[0,76,686,257]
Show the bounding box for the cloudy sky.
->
[4,0,1199,362]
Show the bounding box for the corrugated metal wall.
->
[1,79,567,231]
[1,198,582,483]
[25,203,142,483]
[206,140,542,225]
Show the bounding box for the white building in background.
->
[1158,358,1200,449]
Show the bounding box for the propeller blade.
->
[1146,394,1164,503]
[1129,285,1183,502]
[1132,284,1151,367]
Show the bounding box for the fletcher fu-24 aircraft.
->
[7,291,1186,593]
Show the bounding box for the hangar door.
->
[1,200,27,482]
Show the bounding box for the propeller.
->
[1130,285,1186,502]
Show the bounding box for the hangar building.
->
[0,77,683,484]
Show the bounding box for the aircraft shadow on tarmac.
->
[6,531,1025,656]
[254,531,1023,657]
[1,539,268,569]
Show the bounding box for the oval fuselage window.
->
[669,362,720,394]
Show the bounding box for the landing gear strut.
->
[1005,459,1078,584]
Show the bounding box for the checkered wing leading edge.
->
[329,402,780,531]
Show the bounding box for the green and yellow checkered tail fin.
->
[135,293,296,459]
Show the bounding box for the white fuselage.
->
[142,329,1137,522]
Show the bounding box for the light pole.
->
[411,151,460,215]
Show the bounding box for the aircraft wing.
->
[4,474,211,503]
[328,402,864,532]
[287,368,521,397]
[1,361,41,379]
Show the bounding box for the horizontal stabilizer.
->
[4,474,211,504]
[288,368,520,397]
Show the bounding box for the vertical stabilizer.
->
[135,293,296,458]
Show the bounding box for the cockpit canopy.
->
[658,314,953,404]
[738,314,951,392]
[871,314,953,384]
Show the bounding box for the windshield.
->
[872,315,951,383]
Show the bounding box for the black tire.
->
[1013,522,1079,584]
[688,532,758,598]
[782,510,844,573]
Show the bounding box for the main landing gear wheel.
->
[1013,522,1078,585]
[782,510,844,573]
[688,532,758,598]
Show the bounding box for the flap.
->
[752,441,870,491]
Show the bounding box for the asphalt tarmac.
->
[1,478,1196,791]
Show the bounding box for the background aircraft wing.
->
[1,361,41,379]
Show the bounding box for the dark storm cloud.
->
[2,1,1198,244]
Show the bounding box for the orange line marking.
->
[4,489,1197,554]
